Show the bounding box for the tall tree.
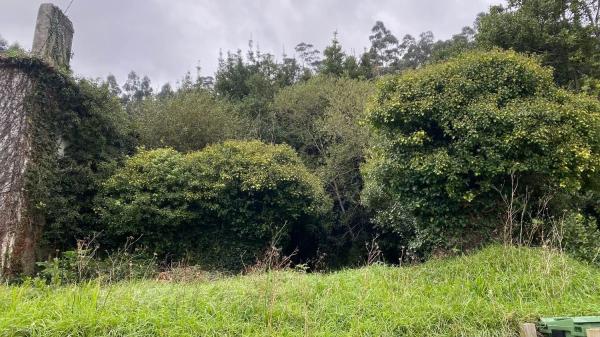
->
[430,26,476,62]
[321,32,346,77]
[139,76,153,100]
[476,0,600,89]
[358,49,375,79]
[157,83,174,100]
[214,50,251,100]
[105,74,121,97]
[295,42,321,76]
[214,42,304,140]
[122,71,153,115]
[400,31,436,69]
[368,21,400,75]
[343,55,361,79]
[122,71,141,104]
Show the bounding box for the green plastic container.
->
[538,317,600,337]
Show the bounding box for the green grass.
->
[1,245,599,337]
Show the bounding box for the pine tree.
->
[321,32,346,76]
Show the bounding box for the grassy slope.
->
[1,246,599,337]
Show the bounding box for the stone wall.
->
[0,3,73,277]
[0,64,37,275]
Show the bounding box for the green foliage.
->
[0,54,134,250]
[561,212,600,265]
[96,148,191,250]
[476,0,600,89]
[368,21,400,76]
[320,33,374,80]
[430,27,477,62]
[35,244,157,286]
[122,71,153,105]
[214,47,303,139]
[272,76,375,265]
[366,21,475,76]
[294,42,321,77]
[3,246,600,336]
[398,32,436,70]
[133,88,245,152]
[42,79,135,249]
[96,141,331,269]
[321,33,346,77]
[363,50,600,255]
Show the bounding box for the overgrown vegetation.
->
[271,76,376,265]
[3,1,600,335]
[476,0,600,91]
[1,0,600,298]
[0,53,133,258]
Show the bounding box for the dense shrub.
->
[133,88,246,152]
[561,212,600,265]
[362,50,600,256]
[272,76,375,265]
[96,141,331,269]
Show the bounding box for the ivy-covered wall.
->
[0,54,133,277]
[0,55,74,276]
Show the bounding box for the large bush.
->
[363,50,600,255]
[96,141,331,269]
[133,88,246,152]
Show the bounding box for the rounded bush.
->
[133,89,245,152]
[363,50,600,254]
[97,141,331,269]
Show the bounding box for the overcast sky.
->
[1,0,501,88]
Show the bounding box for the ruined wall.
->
[0,65,37,275]
[0,3,73,277]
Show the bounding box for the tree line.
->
[2,0,599,273]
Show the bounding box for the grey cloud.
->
[1,0,501,88]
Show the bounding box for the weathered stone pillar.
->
[0,4,73,277]
[32,3,74,69]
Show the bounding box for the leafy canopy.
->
[476,0,600,90]
[363,50,600,254]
